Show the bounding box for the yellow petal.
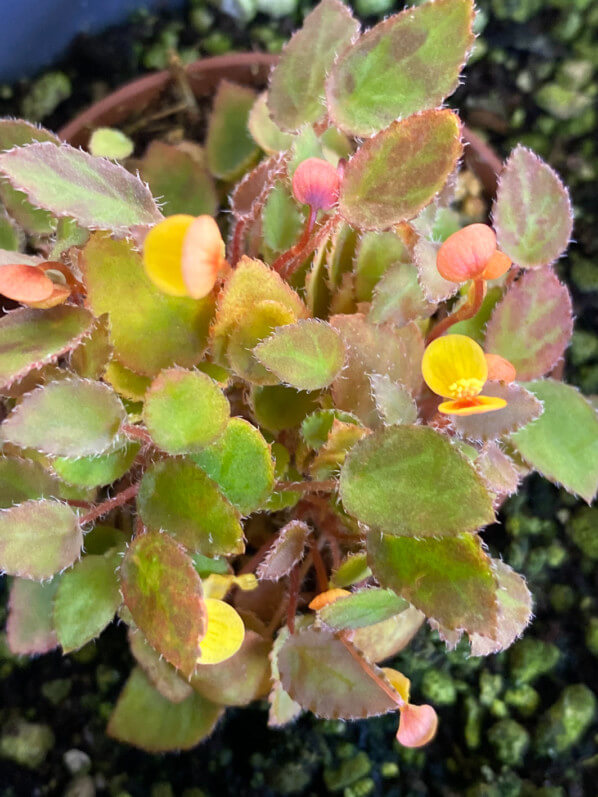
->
[438,395,507,416]
[197,598,245,665]
[381,667,411,704]
[203,573,259,600]
[422,334,488,399]
[143,214,194,296]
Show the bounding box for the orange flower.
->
[485,352,517,383]
[382,668,439,748]
[422,334,508,416]
[0,262,71,308]
[437,224,511,282]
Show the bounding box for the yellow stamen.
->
[448,377,484,399]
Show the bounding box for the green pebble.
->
[21,72,71,121]
[421,669,457,706]
[380,761,399,778]
[506,515,556,539]
[545,542,567,568]
[488,718,530,766]
[0,721,54,769]
[504,684,540,717]
[491,0,542,23]
[256,0,298,16]
[41,678,72,706]
[344,778,375,797]
[151,785,174,797]
[211,0,256,23]
[557,60,594,90]
[490,699,508,719]
[536,84,593,120]
[190,8,215,33]
[202,32,234,55]
[571,258,598,293]
[586,618,598,656]
[324,752,372,792]
[567,507,598,559]
[355,0,395,14]
[535,684,597,756]
[479,672,503,706]
[464,695,483,750]
[549,584,576,613]
[510,638,560,684]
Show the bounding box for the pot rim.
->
[58,51,503,197]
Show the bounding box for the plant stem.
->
[276,479,337,494]
[229,217,248,267]
[426,278,486,344]
[79,483,140,526]
[287,566,301,634]
[122,424,153,445]
[310,539,329,593]
[271,206,317,276]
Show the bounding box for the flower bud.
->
[485,353,516,383]
[292,157,340,211]
[437,223,497,282]
[0,263,54,303]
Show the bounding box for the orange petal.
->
[0,264,55,303]
[481,250,511,280]
[292,157,340,211]
[308,588,350,611]
[485,353,516,383]
[181,215,226,299]
[438,395,507,416]
[396,703,438,748]
[437,224,497,282]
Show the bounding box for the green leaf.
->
[352,606,424,663]
[354,230,411,303]
[369,374,418,426]
[330,552,371,589]
[368,532,498,635]
[301,409,361,450]
[206,81,259,180]
[138,459,244,556]
[128,628,193,703]
[330,314,424,427]
[191,417,274,515]
[318,588,409,631]
[250,384,320,433]
[0,142,162,231]
[104,360,152,402]
[0,455,61,508]
[108,667,222,752]
[7,577,59,654]
[277,624,398,719]
[485,268,573,380]
[262,180,305,253]
[120,532,207,676]
[254,319,345,391]
[267,0,360,131]
[0,305,94,390]
[83,234,214,376]
[413,237,459,303]
[1,377,126,457]
[452,382,543,443]
[339,110,462,230]
[143,368,229,455]
[340,426,494,537]
[69,313,112,380]
[136,140,217,217]
[88,127,134,160]
[54,551,121,652]
[310,420,367,480]
[0,119,59,149]
[257,520,310,581]
[52,436,140,488]
[493,145,573,269]
[510,379,598,503]
[0,500,82,580]
[369,263,434,327]
[327,0,474,136]
[248,93,294,154]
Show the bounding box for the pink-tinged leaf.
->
[128,628,193,704]
[339,110,463,230]
[368,532,499,636]
[452,382,544,442]
[257,520,311,581]
[330,314,424,426]
[0,120,59,149]
[277,624,399,719]
[413,237,460,303]
[0,455,61,508]
[269,626,302,727]
[511,379,598,503]
[369,374,418,426]
[107,667,222,752]
[230,153,287,221]
[469,560,533,656]
[0,500,82,580]
[475,443,521,501]
[493,145,573,269]
[0,305,94,390]
[120,532,207,677]
[1,377,126,457]
[191,631,271,707]
[327,0,474,136]
[7,577,59,654]
[0,249,43,267]
[397,703,439,748]
[0,142,162,231]
[267,0,360,131]
[485,268,573,380]
[369,263,436,328]
[341,426,495,538]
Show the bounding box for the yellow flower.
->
[422,334,508,416]
[197,598,245,666]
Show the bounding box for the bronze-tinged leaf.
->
[257,520,311,581]
[338,110,463,230]
[267,0,360,131]
[128,628,193,704]
[340,426,494,538]
[327,0,474,136]
[475,442,521,500]
[352,607,425,663]
[120,532,206,677]
[493,145,573,269]
[107,667,222,752]
[485,268,573,380]
[452,383,544,443]
[368,532,499,635]
[7,577,59,654]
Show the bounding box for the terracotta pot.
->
[58,52,503,197]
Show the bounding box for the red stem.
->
[79,483,140,526]
[287,566,301,634]
[271,206,317,276]
[276,479,337,494]
[426,278,486,344]
[229,217,248,267]
[310,540,329,593]
[122,424,153,445]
